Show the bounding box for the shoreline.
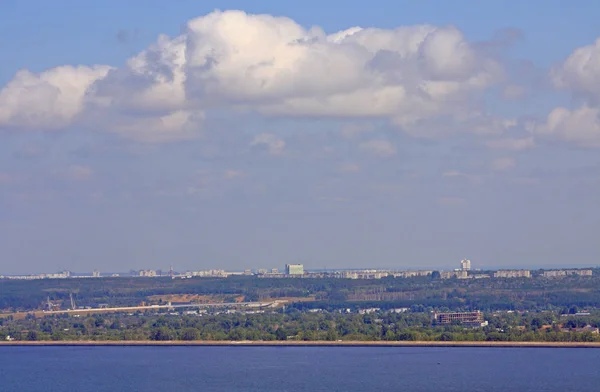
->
[2,340,600,348]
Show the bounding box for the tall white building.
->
[460,259,471,271]
[285,264,304,275]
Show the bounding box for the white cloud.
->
[437,197,466,206]
[0,66,111,129]
[441,170,486,184]
[0,10,506,142]
[502,84,527,100]
[359,139,396,157]
[338,162,360,173]
[484,136,534,150]
[250,133,286,155]
[340,123,374,139]
[442,170,466,177]
[491,157,516,171]
[90,34,187,112]
[534,106,600,147]
[317,196,351,203]
[371,184,406,194]
[539,38,600,147]
[224,169,244,179]
[395,112,516,139]
[0,173,13,184]
[63,165,94,181]
[98,110,203,143]
[551,38,600,103]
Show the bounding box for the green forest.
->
[2,309,600,343]
[2,272,600,312]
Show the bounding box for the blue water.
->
[0,347,599,391]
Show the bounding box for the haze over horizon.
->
[1,0,599,275]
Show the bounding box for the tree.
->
[94,317,105,328]
[439,332,454,341]
[569,306,579,315]
[26,331,38,341]
[180,328,200,341]
[150,327,176,341]
[530,318,544,330]
[228,329,244,341]
[326,328,339,341]
[275,327,287,341]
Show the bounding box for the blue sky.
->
[1,1,599,274]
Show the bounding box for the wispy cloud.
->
[359,140,396,157]
[250,133,286,155]
[437,197,467,206]
[224,170,245,180]
[484,137,534,150]
[63,165,94,181]
[491,157,516,171]
[337,163,360,173]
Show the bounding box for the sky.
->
[1,0,600,274]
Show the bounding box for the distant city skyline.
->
[2,261,600,277]
[1,1,600,274]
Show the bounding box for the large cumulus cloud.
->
[534,38,600,147]
[0,65,111,129]
[0,10,506,142]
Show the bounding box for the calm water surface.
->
[0,346,599,391]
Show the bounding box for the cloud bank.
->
[0,10,508,143]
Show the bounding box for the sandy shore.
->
[1,340,600,348]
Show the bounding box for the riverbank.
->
[2,340,600,348]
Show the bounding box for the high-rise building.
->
[460,259,471,271]
[285,264,304,275]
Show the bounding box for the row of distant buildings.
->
[437,259,593,280]
[138,265,303,279]
[0,270,117,280]
[1,271,72,280]
[442,268,593,280]
[1,260,595,281]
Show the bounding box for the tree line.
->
[2,308,600,343]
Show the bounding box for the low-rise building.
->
[560,325,599,334]
[441,270,469,279]
[543,269,593,278]
[434,311,487,327]
[139,270,157,277]
[358,308,381,315]
[188,269,230,277]
[390,270,432,278]
[494,270,531,278]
